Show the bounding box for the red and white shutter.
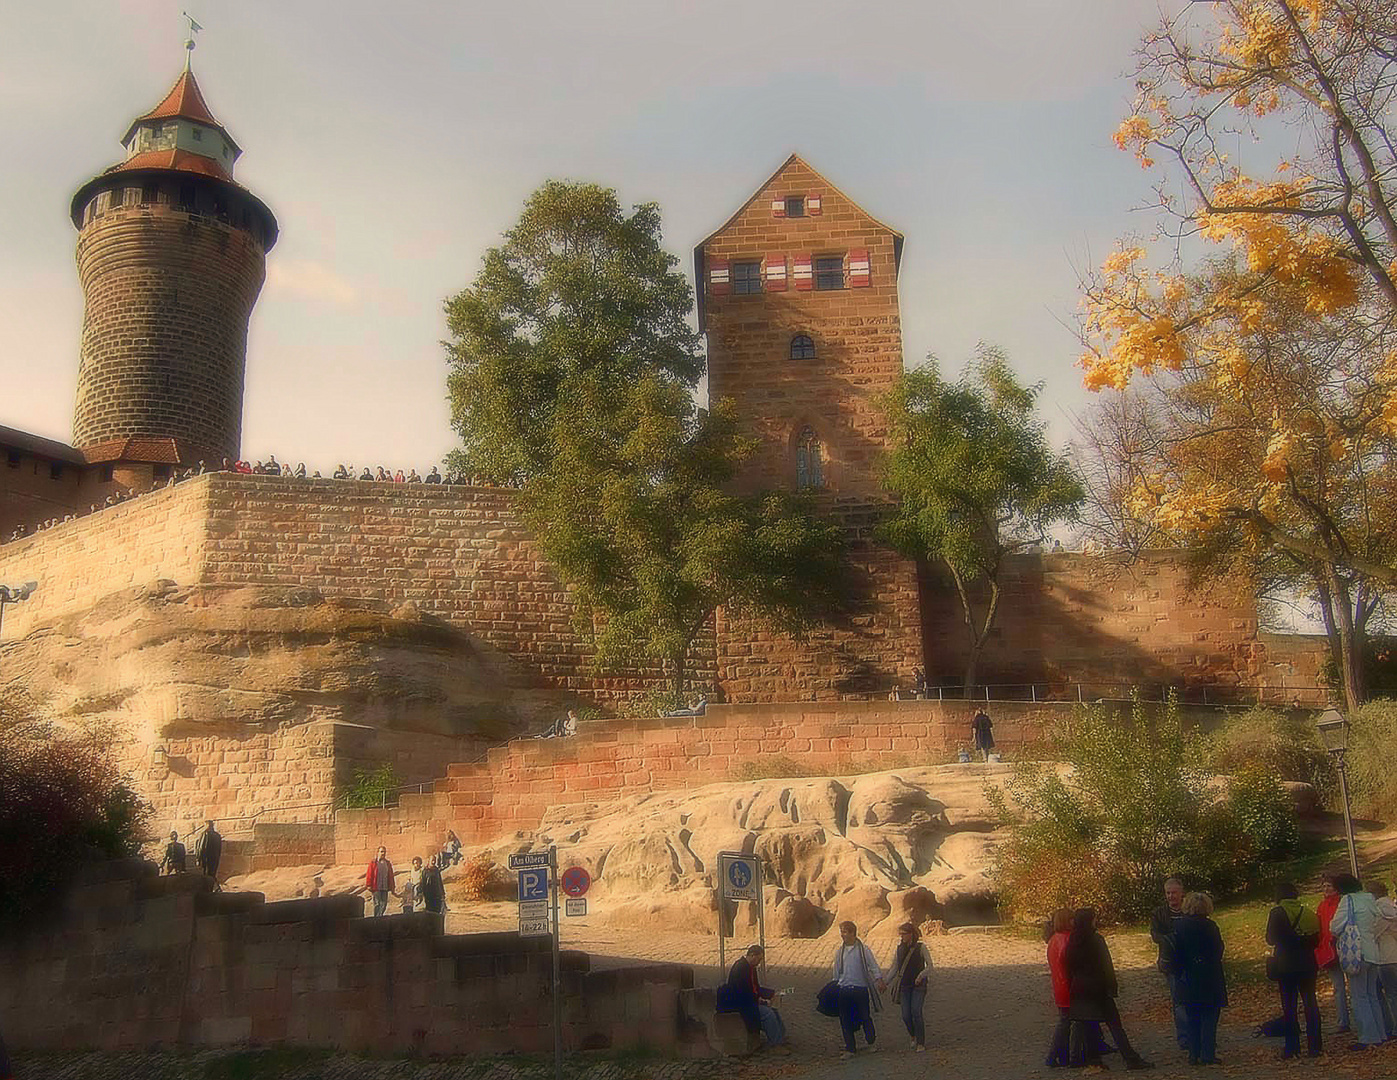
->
[807,193,823,216]
[764,253,788,291]
[771,198,787,218]
[709,257,730,296]
[792,254,813,291]
[847,248,871,287]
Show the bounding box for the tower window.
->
[814,256,845,291]
[178,182,196,211]
[99,465,114,483]
[191,127,203,141]
[732,261,762,295]
[50,463,63,480]
[141,183,160,205]
[784,196,805,218]
[790,334,816,360]
[795,428,824,490]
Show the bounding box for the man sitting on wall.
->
[717,945,790,1054]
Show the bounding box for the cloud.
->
[265,259,358,306]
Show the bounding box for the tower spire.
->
[182,11,203,69]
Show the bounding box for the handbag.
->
[816,980,840,1017]
[1335,896,1364,977]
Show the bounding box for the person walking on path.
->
[1172,892,1228,1066]
[1149,876,1190,1055]
[364,846,395,917]
[1370,881,1397,1037]
[718,944,790,1054]
[159,830,186,875]
[420,854,446,914]
[194,820,222,882]
[1315,873,1351,1034]
[400,856,424,913]
[879,922,932,1052]
[1328,873,1387,1049]
[1064,908,1154,1071]
[1266,881,1322,1059]
[970,708,994,761]
[832,921,882,1057]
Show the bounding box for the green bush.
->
[1347,700,1397,821]
[987,697,1300,925]
[339,763,402,809]
[1207,707,1335,804]
[0,715,153,937]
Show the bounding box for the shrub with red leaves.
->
[0,704,151,937]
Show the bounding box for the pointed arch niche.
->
[794,425,826,491]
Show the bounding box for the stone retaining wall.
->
[0,859,693,1057]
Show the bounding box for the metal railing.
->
[868,683,1332,707]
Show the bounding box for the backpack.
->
[1335,896,1364,977]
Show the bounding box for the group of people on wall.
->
[361,834,464,917]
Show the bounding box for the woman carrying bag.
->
[1265,881,1321,1059]
[879,922,932,1052]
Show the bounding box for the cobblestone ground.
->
[13,904,1397,1079]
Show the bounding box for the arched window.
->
[790,334,816,360]
[795,428,824,490]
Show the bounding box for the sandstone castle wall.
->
[0,860,691,1056]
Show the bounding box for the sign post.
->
[716,851,763,976]
[511,850,564,1080]
[550,845,562,1080]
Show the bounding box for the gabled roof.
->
[108,149,232,182]
[0,423,86,465]
[692,153,905,330]
[121,68,241,154]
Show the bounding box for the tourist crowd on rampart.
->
[2,455,518,544]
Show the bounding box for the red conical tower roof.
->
[121,67,240,153]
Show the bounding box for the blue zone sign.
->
[721,855,759,901]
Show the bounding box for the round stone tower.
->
[69,63,277,470]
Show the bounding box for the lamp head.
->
[1316,707,1349,754]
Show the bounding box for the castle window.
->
[814,256,845,291]
[99,465,114,483]
[732,261,762,295]
[178,182,196,211]
[49,463,63,480]
[153,465,172,480]
[795,428,824,490]
[141,183,159,205]
[790,334,816,360]
[784,196,805,218]
[191,127,203,142]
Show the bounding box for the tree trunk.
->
[950,564,1001,698]
[1324,566,1366,709]
[670,652,686,703]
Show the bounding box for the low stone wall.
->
[333,699,1062,865]
[0,859,693,1056]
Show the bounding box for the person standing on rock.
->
[195,820,222,883]
[719,944,790,1054]
[160,830,187,874]
[364,846,395,917]
[970,708,994,761]
[832,921,882,1057]
[1149,876,1189,1055]
[1064,908,1154,1071]
[880,922,932,1052]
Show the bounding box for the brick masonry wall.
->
[699,156,923,699]
[919,550,1327,692]
[72,199,267,463]
[332,699,1062,866]
[0,861,691,1056]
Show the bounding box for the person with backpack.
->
[830,921,882,1057]
[1328,873,1386,1049]
[879,922,932,1052]
[1265,881,1322,1059]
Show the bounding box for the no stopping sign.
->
[560,866,591,898]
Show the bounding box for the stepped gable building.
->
[698,155,923,698]
[0,61,276,540]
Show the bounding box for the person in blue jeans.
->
[832,921,882,1056]
[717,945,790,1054]
[1328,873,1388,1050]
[1149,876,1190,1054]
[879,922,932,1051]
[1172,892,1228,1066]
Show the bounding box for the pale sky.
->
[0,1,1180,471]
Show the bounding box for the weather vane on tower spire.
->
[182,11,203,68]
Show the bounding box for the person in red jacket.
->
[364,845,395,917]
[1315,874,1351,1034]
[1046,908,1075,1066]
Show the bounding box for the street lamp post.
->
[1316,707,1361,878]
[0,580,38,641]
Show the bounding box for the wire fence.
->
[849,683,1333,707]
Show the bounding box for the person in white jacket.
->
[1371,881,1397,1039]
[832,921,883,1057]
[1329,873,1387,1048]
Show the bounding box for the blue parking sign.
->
[518,868,549,902]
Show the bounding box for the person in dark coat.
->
[160,830,186,874]
[420,854,446,914]
[195,819,222,881]
[970,709,994,761]
[1172,892,1228,1066]
[717,945,788,1051]
[1266,881,1321,1059]
[1064,908,1154,1070]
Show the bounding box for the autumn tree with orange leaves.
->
[1078,0,1397,706]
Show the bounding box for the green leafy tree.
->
[988,698,1300,924]
[444,181,847,697]
[878,346,1085,689]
